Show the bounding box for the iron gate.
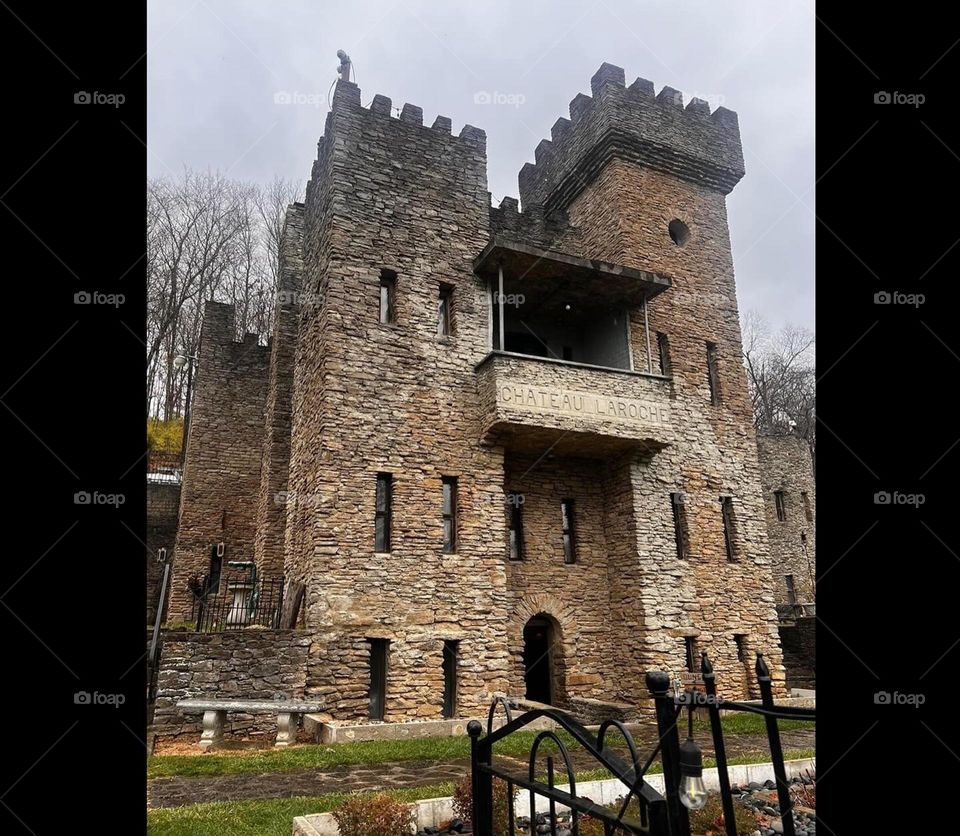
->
[469,650,815,836]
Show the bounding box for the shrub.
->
[147,418,184,454]
[451,775,517,836]
[687,793,758,836]
[332,792,415,836]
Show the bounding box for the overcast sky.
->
[148,0,814,332]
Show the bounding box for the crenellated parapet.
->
[518,63,745,212]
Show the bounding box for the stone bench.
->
[176,699,325,750]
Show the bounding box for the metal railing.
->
[469,650,815,836]
[190,573,285,632]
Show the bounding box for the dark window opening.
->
[523,616,554,703]
[670,492,688,559]
[706,342,721,404]
[669,219,691,246]
[657,332,672,377]
[734,634,747,663]
[684,636,697,673]
[508,493,524,560]
[561,498,576,564]
[437,284,454,336]
[785,574,797,605]
[375,473,392,553]
[442,476,457,554]
[379,270,396,324]
[207,545,223,593]
[442,640,459,718]
[774,490,786,522]
[495,277,632,370]
[368,638,388,720]
[720,496,737,561]
[801,491,813,522]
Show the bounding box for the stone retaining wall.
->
[152,629,311,740]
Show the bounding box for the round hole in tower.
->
[668,219,691,246]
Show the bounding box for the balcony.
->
[476,351,674,457]
[473,239,674,456]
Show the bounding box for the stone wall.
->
[778,617,815,690]
[152,630,311,739]
[168,303,270,621]
[147,480,180,625]
[253,204,305,583]
[757,434,816,605]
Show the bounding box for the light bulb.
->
[678,734,707,810]
[679,773,708,810]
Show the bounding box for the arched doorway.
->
[523,615,557,704]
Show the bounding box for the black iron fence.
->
[469,651,815,836]
[190,573,285,632]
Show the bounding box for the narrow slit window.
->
[368,638,388,720]
[375,473,392,553]
[442,476,457,554]
[706,341,720,404]
[774,490,786,522]
[561,498,576,564]
[657,332,671,377]
[734,634,747,663]
[785,574,797,605]
[720,495,737,561]
[379,270,397,324]
[801,491,813,522]
[684,637,697,673]
[437,284,454,336]
[670,492,688,559]
[508,493,524,561]
[442,640,459,718]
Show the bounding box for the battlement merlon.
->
[328,79,486,149]
[518,63,745,213]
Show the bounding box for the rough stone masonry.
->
[167,62,805,724]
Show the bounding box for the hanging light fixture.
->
[678,688,707,810]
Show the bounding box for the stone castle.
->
[163,62,815,725]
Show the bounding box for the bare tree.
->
[146,169,302,419]
[742,311,816,464]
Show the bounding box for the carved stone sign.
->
[496,380,669,426]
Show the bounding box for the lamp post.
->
[173,353,197,469]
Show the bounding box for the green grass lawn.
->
[148,748,816,836]
[150,715,813,780]
[149,730,575,779]
[692,713,815,735]
[148,784,456,836]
